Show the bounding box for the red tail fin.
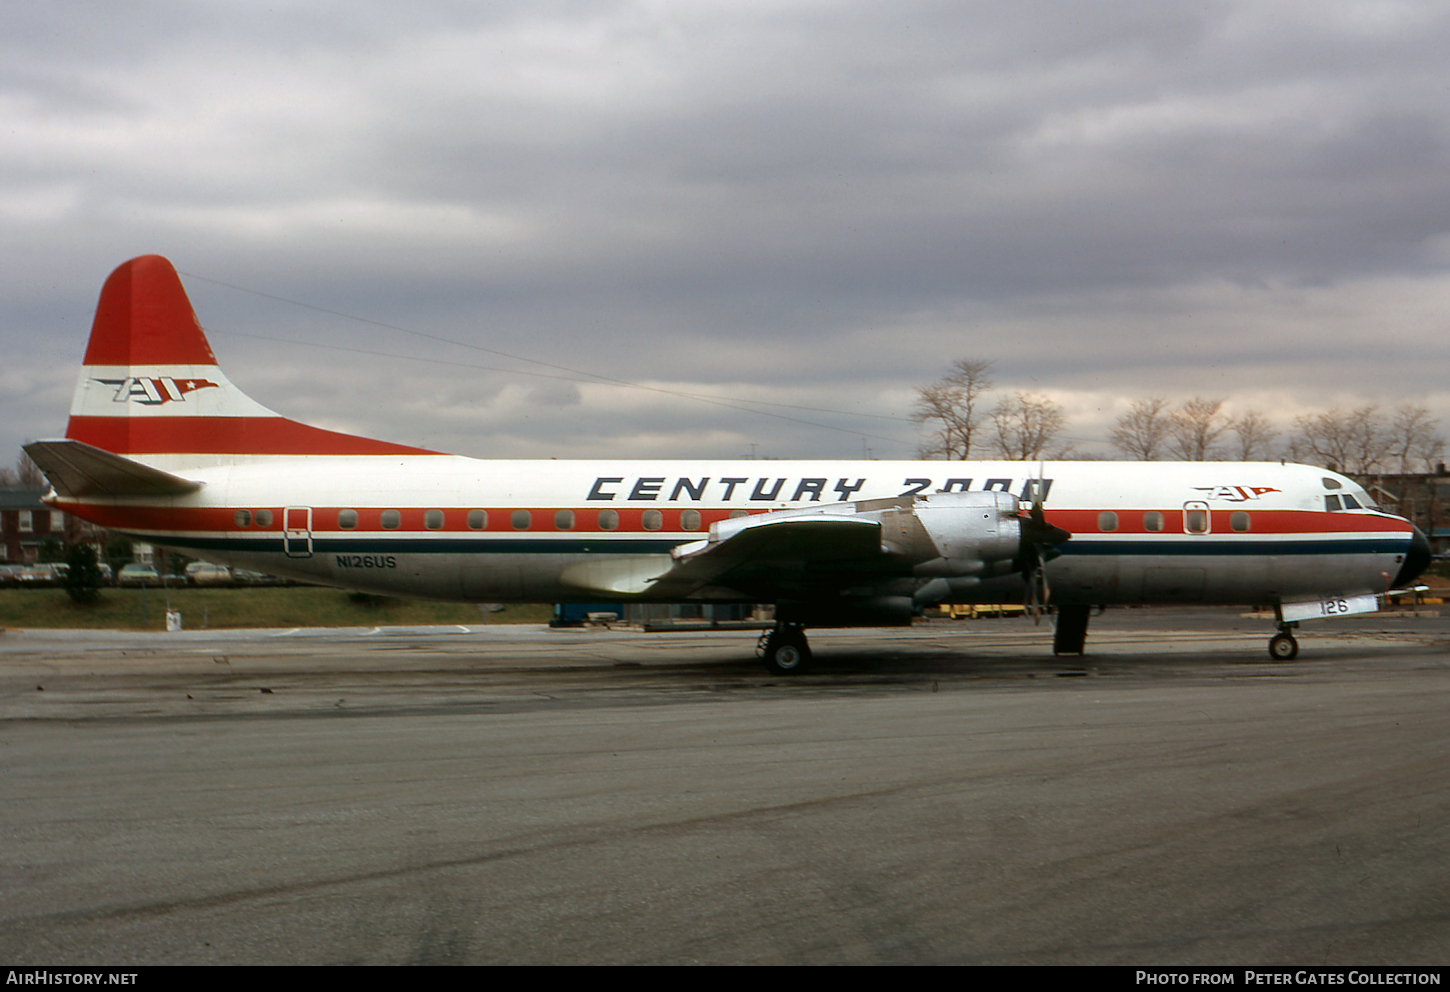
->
[82,255,218,366]
[65,256,438,460]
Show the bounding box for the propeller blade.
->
[1018,466,1067,625]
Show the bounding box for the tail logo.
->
[94,376,220,406]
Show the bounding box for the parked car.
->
[117,564,162,587]
[185,563,232,586]
[16,564,63,586]
[0,564,24,587]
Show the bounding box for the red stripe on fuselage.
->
[1048,507,1411,536]
[48,502,741,535]
[48,502,1411,542]
[65,416,439,456]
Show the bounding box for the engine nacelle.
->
[909,490,1023,570]
[851,491,1030,607]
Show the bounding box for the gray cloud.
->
[4,1,1450,469]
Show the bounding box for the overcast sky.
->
[4,0,1450,466]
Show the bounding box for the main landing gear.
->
[1053,604,1092,656]
[1269,621,1299,661]
[759,622,812,675]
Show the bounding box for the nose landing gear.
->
[1269,621,1299,661]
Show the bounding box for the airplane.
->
[24,255,1432,673]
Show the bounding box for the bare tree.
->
[15,450,43,487]
[1290,406,1392,474]
[1386,403,1445,475]
[1166,397,1230,461]
[1228,409,1279,461]
[988,391,1066,461]
[0,451,43,488]
[912,359,994,459]
[1109,397,1171,460]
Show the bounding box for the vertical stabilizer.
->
[64,255,436,463]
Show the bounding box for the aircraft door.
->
[285,506,313,557]
[1183,501,1211,535]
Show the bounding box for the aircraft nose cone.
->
[1393,525,1432,588]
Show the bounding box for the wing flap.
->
[23,439,203,498]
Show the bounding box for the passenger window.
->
[234,510,252,527]
[555,509,575,530]
[1230,511,1250,532]
[1324,495,1342,511]
[511,509,531,530]
[1143,511,1164,532]
[1185,509,1209,534]
[642,509,663,531]
[255,509,274,527]
[681,509,702,531]
[380,510,401,529]
[1097,511,1118,532]
[597,509,619,531]
[467,510,487,530]
[425,509,444,530]
[338,509,358,529]
[730,510,749,519]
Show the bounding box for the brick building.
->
[0,489,86,564]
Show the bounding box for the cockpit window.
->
[1340,494,1362,509]
[1324,495,1342,512]
[1322,477,1342,490]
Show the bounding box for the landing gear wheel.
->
[762,627,812,675]
[1268,633,1299,661]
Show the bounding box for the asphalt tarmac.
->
[2,608,1448,965]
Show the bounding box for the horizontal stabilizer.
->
[23,439,203,498]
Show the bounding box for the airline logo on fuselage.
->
[95,377,220,405]
[1193,486,1281,502]
[587,476,1052,503]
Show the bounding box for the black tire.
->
[1268,633,1299,661]
[763,630,812,675]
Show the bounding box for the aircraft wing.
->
[560,511,885,598]
[22,439,203,499]
[657,513,886,598]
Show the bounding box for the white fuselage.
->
[58,456,1415,608]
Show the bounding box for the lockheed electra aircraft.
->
[25,256,1432,673]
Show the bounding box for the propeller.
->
[1019,467,1071,624]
